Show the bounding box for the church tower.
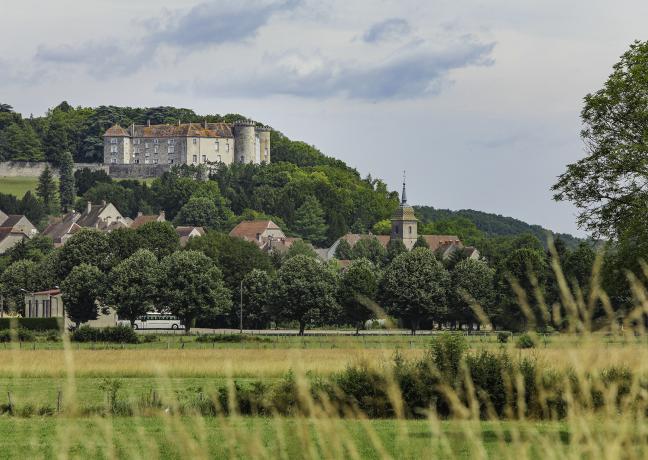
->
[390,173,418,250]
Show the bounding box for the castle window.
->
[154,146,158,153]
[409,226,412,234]
[153,159,158,164]
[193,138,197,145]
[192,155,197,163]
[215,142,219,151]
[111,158,117,164]
[395,225,399,234]
[135,159,140,164]
[168,159,174,164]
[168,138,175,145]
[145,142,150,149]
[110,145,118,153]
[134,139,140,145]
[202,155,207,163]
[153,138,158,144]
[110,138,117,144]
[227,143,230,152]
[169,145,175,153]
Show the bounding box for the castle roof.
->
[104,125,129,137]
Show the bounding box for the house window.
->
[202,155,207,163]
[192,155,197,163]
[240,155,245,162]
[145,152,150,157]
[226,143,230,152]
[215,141,219,151]
[169,145,175,153]
[193,138,197,145]
[110,138,117,144]
[217,155,221,162]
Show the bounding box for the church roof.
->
[391,204,417,221]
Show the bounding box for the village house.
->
[229,220,299,253]
[43,201,128,246]
[23,288,118,328]
[176,226,205,247]
[130,211,166,229]
[0,210,38,254]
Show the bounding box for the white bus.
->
[117,313,183,330]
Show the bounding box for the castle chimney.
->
[131,123,135,136]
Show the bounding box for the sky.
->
[1,0,647,236]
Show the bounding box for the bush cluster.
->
[71,325,139,343]
[0,328,35,342]
[0,317,62,331]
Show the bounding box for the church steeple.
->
[391,170,418,250]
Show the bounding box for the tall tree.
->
[380,248,450,334]
[449,258,495,330]
[135,221,180,259]
[552,40,648,239]
[0,260,41,312]
[293,196,328,246]
[36,165,59,215]
[271,255,340,335]
[338,258,379,334]
[241,269,273,329]
[386,239,407,263]
[106,249,160,327]
[175,196,234,230]
[61,263,103,328]
[350,237,387,266]
[159,250,232,332]
[334,238,352,259]
[58,151,75,212]
[57,229,111,280]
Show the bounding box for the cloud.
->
[33,0,301,76]
[185,38,496,100]
[363,18,411,43]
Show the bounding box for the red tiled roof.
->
[131,214,161,229]
[229,220,281,240]
[423,235,462,251]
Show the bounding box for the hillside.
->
[414,206,582,248]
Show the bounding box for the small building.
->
[176,226,205,247]
[131,211,166,229]
[0,212,38,254]
[23,288,117,328]
[23,289,64,318]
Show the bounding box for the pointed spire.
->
[401,170,407,205]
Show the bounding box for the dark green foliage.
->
[0,317,62,331]
[58,151,75,211]
[413,235,429,249]
[283,239,318,260]
[80,183,138,218]
[61,263,104,328]
[74,168,112,195]
[385,238,407,263]
[516,333,535,349]
[338,258,379,332]
[36,165,59,214]
[175,196,234,231]
[71,325,139,343]
[497,331,511,343]
[293,196,328,245]
[0,328,35,342]
[0,122,44,161]
[241,269,274,329]
[57,229,111,279]
[194,334,272,343]
[350,237,387,266]
[334,239,352,259]
[135,221,179,259]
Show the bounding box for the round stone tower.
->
[256,126,271,163]
[233,120,256,164]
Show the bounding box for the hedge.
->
[0,317,63,331]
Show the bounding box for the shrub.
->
[71,325,139,343]
[429,333,468,383]
[466,351,511,416]
[497,332,511,343]
[45,330,61,342]
[516,333,535,349]
[0,328,35,342]
[0,317,62,331]
[333,362,393,418]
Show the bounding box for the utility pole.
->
[239,279,243,334]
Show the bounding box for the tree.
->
[334,238,352,259]
[338,258,379,333]
[293,196,328,246]
[81,183,137,218]
[386,239,407,263]
[61,263,103,328]
[57,229,111,280]
[20,191,47,225]
[350,237,387,266]
[380,248,450,334]
[0,123,44,161]
[371,219,391,235]
[135,221,180,259]
[58,151,75,212]
[186,231,272,294]
[564,242,596,294]
[107,228,143,264]
[271,255,340,335]
[106,249,160,327]
[284,239,319,260]
[0,260,41,313]
[159,251,232,332]
[36,165,59,215]
[175,196,233,230]
[44,117,70,164]
[241,269,273,329]
[74,168,112,195]
[552,41,648,239]
[449,259,495,330]
[413,235,429,249]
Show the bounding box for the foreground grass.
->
[0,416,597,459]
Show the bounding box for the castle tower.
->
[233,120,256,164]
[256,126,271,163]
[390,173,418,250]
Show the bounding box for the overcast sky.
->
[2,0,647,236]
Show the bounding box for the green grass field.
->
[0,176,39,197]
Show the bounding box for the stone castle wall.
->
[0,161,107,178]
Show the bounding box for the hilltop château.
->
[103,120,271,167]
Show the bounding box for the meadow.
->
[0,176,39,197]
